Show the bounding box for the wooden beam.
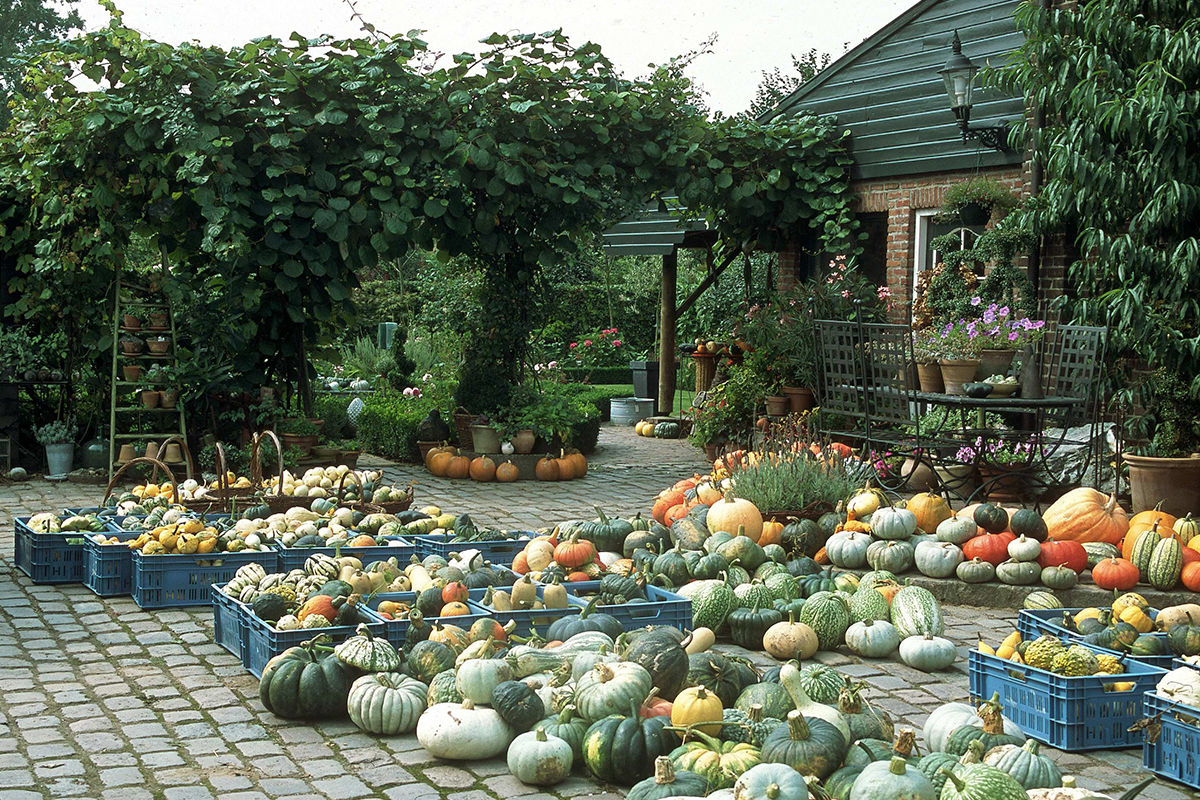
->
[658,247,677,416]
[676,249,739,317]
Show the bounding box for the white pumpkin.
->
[416,699,514,759]
[922,699,1025,752]
[501,441,515,455]
[1156,666,1200,708]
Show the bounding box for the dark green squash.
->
[402,609,432,650]
[574,507,635,552]
[314,579,352,599]
[671,508,710,551]
[817,510,844,536]
[973,504,1009,533]
[651,545,691,588]
[600,572,645,602]
[546,596,624,641]
[1009,509,1048,541]
[626,757,708,800]
[823,764,866,800]
[624,635,689,700]
[241,504,270,521]
[415,586,445,617]
[799,572,837,598]
[258,640,352,720]
[1168,622,1200,656]
[781,518,824,557]
[716,535,767,572]
[728,600,783,650]
[624,525,669,559]
[582,712,676,786]
[688,551,729,581]
[786,556,822,577]
[686,652,744,707]
[404,640,455,684]
[252,592,288,623]
[773,597,807,617]
[735,682,794,721]
[491,680,544,731]
[760,710,847,780]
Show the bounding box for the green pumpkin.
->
[1131,633,1168,656]
[1009,509,1048,541]
[688,551,730,581]
[491,680,544,731]
[736,682,795,721]
[404,640,455,684]
[573,506,635,553]
[973,504,1009,533]
[721,705,783,747]
[982,739,1062,789]
[546,596,624,641]
[850,756,936,800]
[773,597,807,617]
[535,706,590,765]
[944,720,1024,757]
[799,572,837,598]
[760,711,847,780]
[252,592,289,623]
[823,764,865,800]
[938,763,1028,800]
[627,757,708,800]
[717,535,768,572]
[1168,622,1200,656]
[817,510,843,536]
[799,592,851,650]
[916,751,960,794]
[334,624,403,672]
[667,730,761,790]
[687,652,746,708]
[426,669,463,706]
[624,525,670,559]
[574,661,654,721]
[729,601,784,651]
[624,635,690,701]
[781,518,824,557]
[837,683,894,743]
[786,556,822,576]
[582,712,676,785]
[258,640,352,720]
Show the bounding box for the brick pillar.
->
[777,241,801,291]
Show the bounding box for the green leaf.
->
[313,170,337,192]
[423,198,447,218]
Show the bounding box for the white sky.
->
[74,0,916,115]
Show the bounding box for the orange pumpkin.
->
[639,691,673,719]
[1042,488,1128,544]
[535,457,560,481]
[1182,546,1200,568]
[424,444,453,469]
[445,451,470,479]
[814,546,829,564]
[907,492,953,534]
[1092,557,1139,591]
[440,601,471,617]
[298,595,336,622]
[496,460,520,482]
[429,623,468,651]
[441,581,469,604]
[567,450,588,478]
[511,551,530,574]
[1181,561,1200,592]
[759,520,784,547]
[874,581,903,604]
[348,534,377,547]
[469,455,497,482]
[554,532,597,568]
[566,570,591,582]
[673,477,700,491]
[555,450,576,481]
[429,450,454,476]
[664,503,692,527]
[653,490,686,524]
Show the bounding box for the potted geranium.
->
[36,416,78,476]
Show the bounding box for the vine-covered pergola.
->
[0,2,859,412]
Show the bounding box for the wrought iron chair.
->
[1039,323,1109,485]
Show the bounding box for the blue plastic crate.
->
[467,584,582,638]
[359,592,493,648]
[559,581,692,632]
[276,539,416,571]
[211,584,249,662]
[1017,607,1173,669]
[413,532,530,565]
[1143,691,1200,789]
[84,532,139,597]
[14,515,120,584]
[132,550,279,609]
[244,611,383,679]
[968,642,1167,750]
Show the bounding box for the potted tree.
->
[940,176,1019,226]
[1124,368,1200,515]
[36,416,78,477]
[275,417,320,457]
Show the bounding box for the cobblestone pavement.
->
[0,424,1185,799]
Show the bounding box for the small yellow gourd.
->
[670,686,723,735]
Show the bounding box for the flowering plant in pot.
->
[963,297,1045,378]
[926,318,982,395]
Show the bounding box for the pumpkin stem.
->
[557,705,575,724]
[764,785,781,800]
[747,703,763,723]
[461,698,475,710]
[894,727,916,757]
[593,662,614,682]
[785,709,810,741]
[939,768,966,792]
[653,756,674,785]
[534,727,548,742]
[888,756,908,776]
[978,692,1005,734]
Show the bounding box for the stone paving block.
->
[311,775,372,799]
[423,765,477,789]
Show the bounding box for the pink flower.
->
[583,340,592,346]
[841,290,850,298]
[971,296,982,306]
[569,342,577,349]
[548,360,558,368]
[1008,331,1020,341]
[612,340,622,347]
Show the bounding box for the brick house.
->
[767,0,1069,315]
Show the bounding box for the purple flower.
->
[982,309,995,324]
[999,306,1010,316]
[971,297,982,306]
[1008,331,1020,341]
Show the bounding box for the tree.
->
[988,0,1200,394]
[747,49,831,119]
[0,0,80,128]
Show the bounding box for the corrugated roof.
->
[601,197,713,256]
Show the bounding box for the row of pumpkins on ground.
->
[424,445,589,482]
[652,475,1200,594]
[255,609,1153,800]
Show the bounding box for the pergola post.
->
[658,246,677,415]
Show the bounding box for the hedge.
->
[355,393,439,463]
[559,366,631,384]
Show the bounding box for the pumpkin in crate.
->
[259,640,353,720]
[334,624,403,673]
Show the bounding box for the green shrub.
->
[355,392,438,462]
[312,393,362,440]
[558,366,631,384]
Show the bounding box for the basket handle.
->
[104,457,178,506]
[157,436,195,482]
[335,468,364,504]
[213,441,231,498]
[251,430,286,497]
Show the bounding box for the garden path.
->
[0,424,1186,800]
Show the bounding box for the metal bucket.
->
[610,397,654,426]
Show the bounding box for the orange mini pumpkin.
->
[441,581,469,604]
[428,450,454,476]
[298,595,336,622]
[653,490,687,524]
[469,455,497,482]
[555,450,576,481]
[439,601,471,617]
[535,456,560,481]
[496,460,520,482]
[758,520,784,547]
[445,451,470,479]
[348,534,377,547]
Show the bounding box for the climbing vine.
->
[0,3,859,410]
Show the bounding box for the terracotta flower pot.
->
[511,429,536,454]
[764,395,789,416]
[147,313,168,329]
[977,464,1030,503]
[117,444,137,464]
[783,386,815,413]
[1124,453,1200,516]
[144,441,160,461]
[977,349,1016,381]
[280,433,318,456]
[159,390,178,409]
[120,341,143,355]
[121,314,141,330]
[939,360,981,396]
[162,443,184,463]
[140,390,160,409]
[122,365,143,382]
[916,363,945,393]
[146,339,170,355]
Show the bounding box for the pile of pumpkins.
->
[233,503,416,549]
[424,446,588,482]
[263,465,389,499]
[636,419,682,439]
[1021,591,1200,661]
[253,604,1150,800]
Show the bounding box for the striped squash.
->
[1081,541,1120,568]
[1129,528,1162,581]
[890,585,945,639]
[1022,591,1062,611]
[1149,537,1183,590]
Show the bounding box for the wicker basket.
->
[168,439,255,514]
[253,431,313,513]
[104,457,178,508]
[333,472,415,516]
[453,409,475,451]
[762,500,835,525]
